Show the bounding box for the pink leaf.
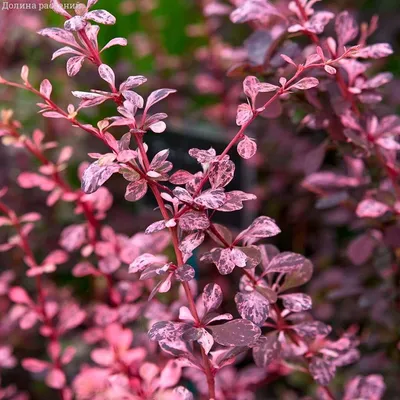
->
[64,16,87,32]
[266,252,306,273]
[353,43,393,59]
[236,103,253,126]
[170,170,194,185]
[252,332,281,367]
[179,231,205,260]
[309,357,336,386]
[356,199,389,218]
[324,65,337,75]
[257,82,280,92]
[189,148,216,163]
[145,89,177,113]
[175,264,195,282]
[40,79,52,98]
[85,10,116,25]
[50,0,71,18]
[145,220,166,234]
[209,248,235,275]
[46,368,66,389]
[235,292,270,325]
[159,360,182,389]
[38,28,79,48]
[81,161,119,194]
[344,375,385,400]
[66,56,85,77]
[239,216,281,242]
[9,287,31,305]
[218,190,256,212]
[243,76,260,105]
[237,135,257,159]
[209,319,261,346]
[288,77,319,91]
[280,54,297,66]
[280,293,312,312]
[98,255,120,274]
[179,211,210,231]
[98,64,116,88]
[22,358,49,373]
[101,37,127,52]
[335,11,359,48]
[125,179,148,202]
[202,283,223,313]
[122,90,144,108]
[129,253,163,274]
[209,159,235,189]
[307,11,335,34]
[194,189,226,209]
[59,224,86,251]
[173,187,193,203]
[293,321,331,340]
[72,261,98,277]
[149,121,166,133]
[120,75,147,91]
[230,0,283,24]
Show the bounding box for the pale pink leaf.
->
[235,292,270,325]
[335,11,359,47]
[209,159,235,189]
[22,358,49,373]
[170,170,194,185]
[237,135,257,159]
[145,89,176,113]
[280,293,312,312]
[85,10,116,25]
[159,360,181,389]
[353,43,393,59]
[179,211,210,231]
[50,0,71,18]
[125,179,148,202]
[101,37,127,52]
[209,248,235,275]
[309,357,336,386]
[40,79,52,98]
[236,103,253,126]
[230,0,283,24]
[202,283,223,313]
[81,161,119,194]
[98,64,116,88]
[243,76,260,105]
[60,224,86,251]
[9,287,31,304]
[288,77,319,90]
[194,189,226,209]
[344,375,385,400]
[120,75,147,91]
[356,199,389,218]
[46,368,66,389]
[38,28,79,48]
[266,252,306,273]
[66,56,85,77]
[64,16,87,32]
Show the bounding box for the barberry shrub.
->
[0,0,396,399]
